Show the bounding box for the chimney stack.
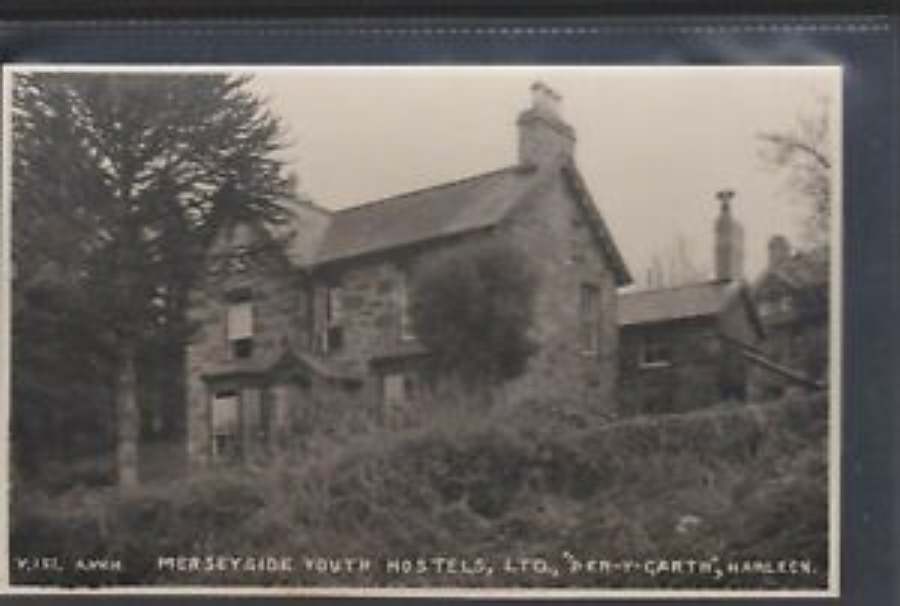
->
[714,190,745,282]
[517,82,575,167]
[768,235,791,268]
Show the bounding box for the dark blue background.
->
[1,15,897,606]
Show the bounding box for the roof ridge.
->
[332,164,530,216]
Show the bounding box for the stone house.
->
[185,83,632,466]
[747,237,829,399]
[618,196,764,415]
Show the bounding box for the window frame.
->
[210,390,242,463]
[397,273,416,342]
[638,333,673,369]
[319,284,345,353]
[382,371,416,424]
[225,289,255,360]
[579,282,601,355]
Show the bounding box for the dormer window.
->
[226,289,254,359]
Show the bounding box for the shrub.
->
[409,239,538,390]
[10,393,829,589]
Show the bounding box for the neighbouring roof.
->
[618,279,744,327]
[757,247,829,291]
[313,165,539,265]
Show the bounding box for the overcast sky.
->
[252,67,839,285]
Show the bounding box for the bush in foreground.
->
[11,393,829,589]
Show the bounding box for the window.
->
[760,294,793,317]
[326,286,344,326]
[210,388,266,463]
[579,283,601,353]
[397,274,415,341]
[211,391,241,462]
[226,293,254,359]
[639,335,672,368]
[382,372,416,424]
[320,286,344,353]
[778,295,793,313]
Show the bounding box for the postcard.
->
[2,65,841,598]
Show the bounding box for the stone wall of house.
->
[313,258,409,370]
[496,168,620,417]
[619,295,760,415]
[619,317,723,415]
[309,168,621,420]
[185,223,311,466]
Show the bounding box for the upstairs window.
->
[579,283,601,354]
[226,290,254,359]
[759,293,793,317]
[397,274,416,341]
[639,334,672,368]
[320,286,344,353]
[326,286,344,326]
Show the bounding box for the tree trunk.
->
[116,341,140,488]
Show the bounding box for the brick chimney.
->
[517,82,575,167]
[768,235,791,268]
[714,190,745,281]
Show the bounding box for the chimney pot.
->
[531,81,563,117]
[518,81,575,166]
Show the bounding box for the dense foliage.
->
[12,393,828,590]
[409,240,538,390]
[11,73,293,483]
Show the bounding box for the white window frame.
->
[382,372,416,423]
[319,285,344,354]
[397,274,416,341]
[639,334,673,369]
[326,286,343,327]
[226,295,254,359]
[211,391,241,462]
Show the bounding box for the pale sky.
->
[251,67,839,285]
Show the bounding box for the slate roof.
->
[306,162,631,286]
[618,280,744,326]
[313,165,539,265]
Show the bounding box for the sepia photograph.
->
[3,65,840,596]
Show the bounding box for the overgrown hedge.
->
[11,393,829,589]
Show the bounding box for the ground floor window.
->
[382,372,416,425]
[210,387,265,463]
[639,334,673,368]
[211,391,241,462]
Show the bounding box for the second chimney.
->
[517,82,575,167]
[714,190,745,282]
